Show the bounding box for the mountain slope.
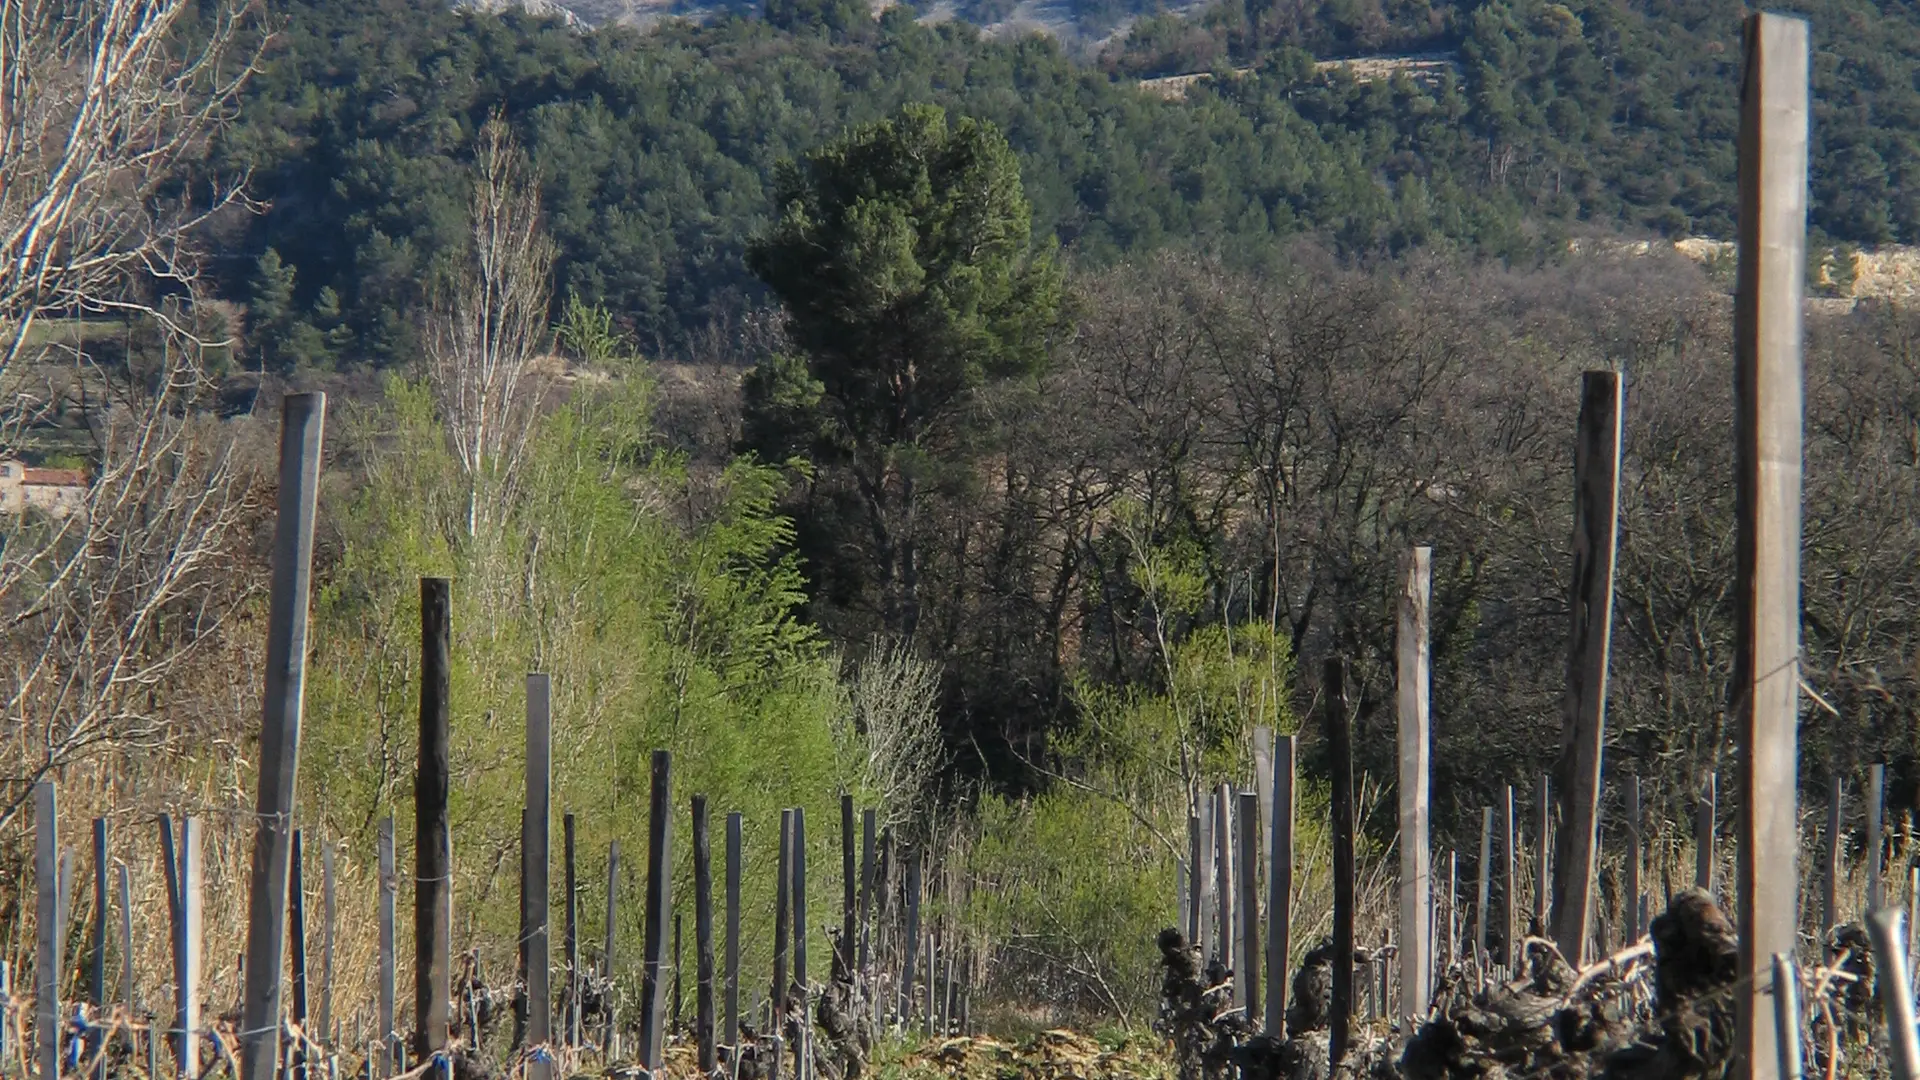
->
[219,0,1919,369]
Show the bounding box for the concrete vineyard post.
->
[1398,546,1433,1009]
[240,392,326,1080]
[1731,16,1810,1077]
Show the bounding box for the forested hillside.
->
[216,0,1920,370]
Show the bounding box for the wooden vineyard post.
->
[639,751,674,1071]
[117,862,134,1062]
[1868,908,1920,1080]
[1553,370,1622,968]
[793,807,809,994]
[1325,658,1355,1066]
[1200,794,1215,957]
[1772,954,1803,1080]
[1626,776,1643,941]
[1265,733,1295,1035]
[1476,808,1493,959]
[525,675,554,1078]
[161,816,204,1080]
[1732,13,1810,1079]
[322,842,336,1051]
[1868,764,1886,912]
[241,391,326,1080]
[841,795,857,980]
[1254,727,1275,881]
[1215,783,1235,977]
[1501,786,1516,969]
[1236,790,1260,1020]
[775,809,793,1018]
[1187,812,1203,946]
[1824,778,1842,933]
[694,796,717,1074]
[1696,776,1716,893]
[726,813,743,1049]
[564,815,580,1048]
[1534,776,1551,935]
[1910,867,1920,999]
[35,784,58,1080]
[1398,546,1433,1011]
[604,841,620,1050]
[291,831,310,1080]
[858,809,877,976]
[901,851,922,1026]
[418,578,453,1065]
[89,818,106,1080]
[379,818,397,1080]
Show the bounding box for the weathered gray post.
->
[1696,774,1716,893]
[604,841,619,1050]
[1398,546,1433,1010]
[175,817,204,1080]
[1534,776,1551,935]
[89,818,107,1080]
[1772,953,1802,1080]
[1325,658,1355,1066]
[240,391,327,1080]
[525,675,554,1078]
[900,852,922,1024]
[1868,908,1920,1080]
[793,807,809,993]
[1626,776,1643,941]
[694,796,717,1073]
[726,813,743,1049]
[117,862,134,1060]
[1501,786,1516,968]
[35,784,59,1080]
[840,795,857,980]
[775,809,793,1017]
[1910,867,1920,998]
[1476,808,1493,959]
[858,809,877,975]
[1215,783,1235,976]
[418,578,452,1063]
[378,818,396,1080]
[1266,740,1292,1034]
[1235,790,1260,1020]
[322,841,336,1049]
[1823,778,1842,933]
[1732,14,1809,1078]
[1553,371,1622,968]
[1253,726,1275,882]
[291,831,310,1080]
[1187,812,1203,946]
[1199,793,1215,957]
[638,751,674,1070]
[564,814,580,1047]
[1868,764,1886,912]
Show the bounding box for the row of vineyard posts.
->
[1172,12,1920,1080]
[10,12,1920,1080]
[1,400,970,1080]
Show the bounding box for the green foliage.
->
[215,0,1920,370]
[961,621,1302,1021]
[304,325,856,997]
[765,0,871,35]
[747,104,1062,457]
[743,104,1063,639]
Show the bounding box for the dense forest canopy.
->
[217,0,1918,370]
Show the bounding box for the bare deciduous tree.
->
[423,111,556,538]
[0,0,259,829]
